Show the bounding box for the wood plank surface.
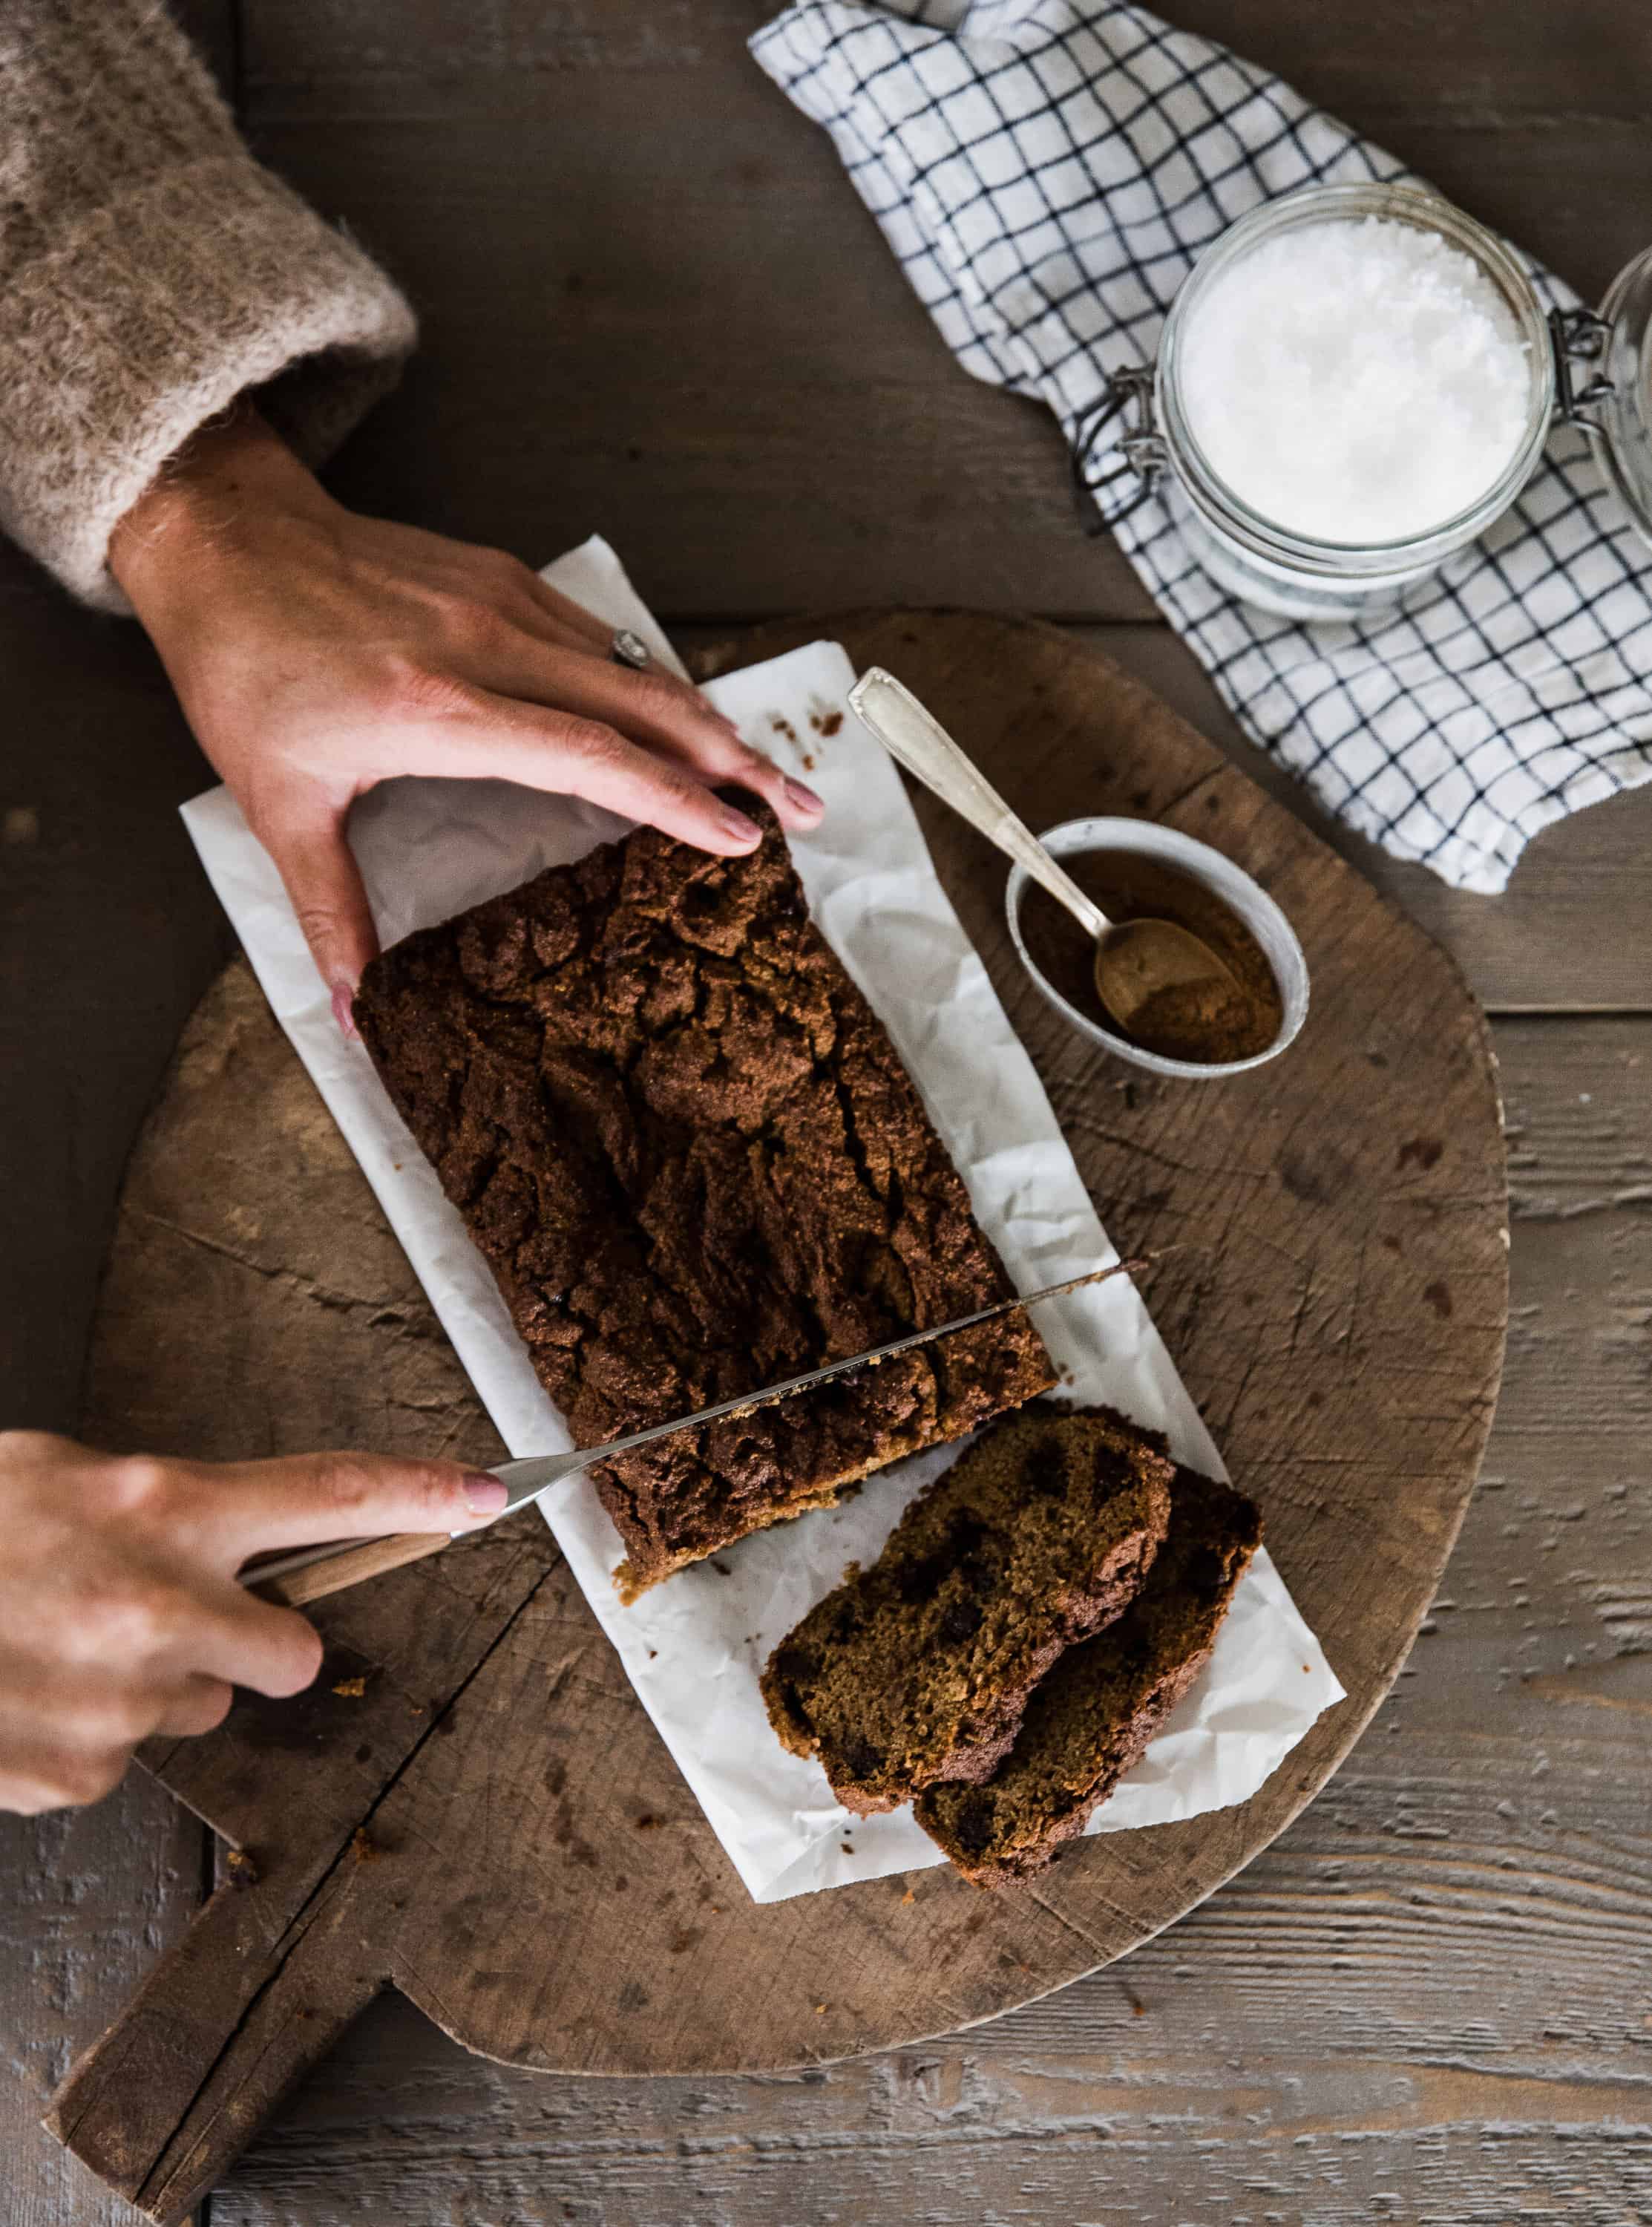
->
[197,1016,1652,2227]
[0,554,230,1432]
[0,1779,204,2227]
[48,613,1509,2217]
[3,1,1649,2222]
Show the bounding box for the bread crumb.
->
[899,1886,916,1906]
[223,1847,259,1889]
[350,1828,383,1865]
[332,1675,367,1698]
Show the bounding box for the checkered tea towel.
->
[752,0,1652,892]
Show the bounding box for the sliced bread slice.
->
[761,1403,1174,1814]
[914,1465,1262,1885]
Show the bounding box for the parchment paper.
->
[181,536,1343,1902]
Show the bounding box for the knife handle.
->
[248,1530,452,1607]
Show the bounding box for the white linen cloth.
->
[752,0,1652,894]
[181,536,1341,1900]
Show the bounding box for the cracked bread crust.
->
[354,802,1055,1595]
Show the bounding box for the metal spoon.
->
[845,668,1239,1040]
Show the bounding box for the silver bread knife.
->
[241,1258,1146,1602]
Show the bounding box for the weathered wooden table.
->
[3,4,1650,2222]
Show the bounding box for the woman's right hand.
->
[0,1430,508,1815]
[110,408,825,1027]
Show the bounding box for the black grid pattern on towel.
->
[752,0,1652,893]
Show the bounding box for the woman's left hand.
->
[111,408,822,1030]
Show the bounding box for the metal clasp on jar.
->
[1549,307,1615,429]
[1072,367,1169,533]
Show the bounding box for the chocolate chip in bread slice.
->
[914,1463,1262,1884]
[761,1404,1174,1814]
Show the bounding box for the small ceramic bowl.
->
[1004,817,1310,1080]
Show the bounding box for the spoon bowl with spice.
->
[848,669,1251,1057]
[1006,817,1309,1079]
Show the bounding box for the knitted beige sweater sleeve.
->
[0,1,417,612]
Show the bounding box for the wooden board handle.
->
[249,1530,451,1606]
[46,1844,384,2224]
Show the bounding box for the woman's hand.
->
[110,408,823,1030]
[0,1430,508,1815]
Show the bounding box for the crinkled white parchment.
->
[181,536,1343,1902]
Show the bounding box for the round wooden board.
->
[79,612,1507,2094]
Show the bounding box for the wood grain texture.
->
[5,9,1645,2226]
[202,1018,1652,2227]
[0,1776,203,2227]
[47,613,1507,2219]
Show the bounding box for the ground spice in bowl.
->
[1017,851,1283,1067]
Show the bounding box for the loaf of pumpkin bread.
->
[355,803,1055,1595]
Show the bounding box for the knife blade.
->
[243,1255,1150,1604]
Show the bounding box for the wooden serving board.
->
[47,612,1507,2221]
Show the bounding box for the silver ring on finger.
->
[609,627,652,672]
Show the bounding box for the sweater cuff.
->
[0,154,416,612]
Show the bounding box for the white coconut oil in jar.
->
[1177,216,1533,546]
[1121,183,1559,620]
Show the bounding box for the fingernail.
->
[719,805,762,847]
[462,1471,508,1514]
[784,776,825,817]
[331,982,358,1041]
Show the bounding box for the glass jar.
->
[1086,180,1652,622]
